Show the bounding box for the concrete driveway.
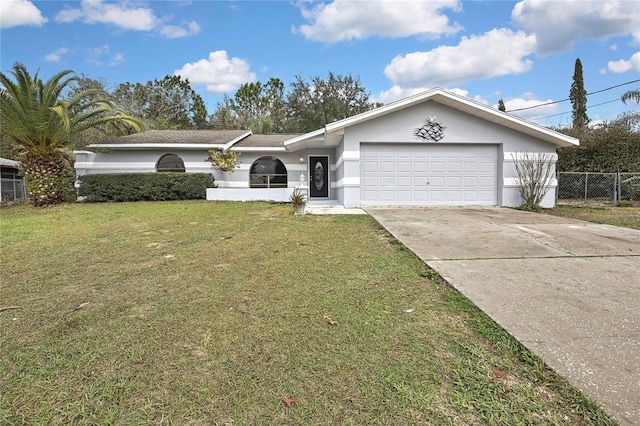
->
[367,207,640,425]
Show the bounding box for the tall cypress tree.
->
[570,58,589,129]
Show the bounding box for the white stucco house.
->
[74,88,579,208]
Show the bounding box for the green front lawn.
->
[0,201,614,425]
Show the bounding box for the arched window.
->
[250,156,287,188]
[156,154,185,172]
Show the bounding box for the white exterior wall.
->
[75,148,339,203]
[75,97,566,208]
[338,101,560,208]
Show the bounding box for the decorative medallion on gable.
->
[414,116,446,142]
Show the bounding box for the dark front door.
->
[309,156,329,198]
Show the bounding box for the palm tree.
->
[621,89,640,105]
[0,63,143,206]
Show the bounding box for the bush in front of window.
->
[78,173,215,202]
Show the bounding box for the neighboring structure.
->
[74,88,579,208]
[0,157,27,202]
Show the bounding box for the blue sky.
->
[1,0,639,128]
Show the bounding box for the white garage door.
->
[360,144,498,206]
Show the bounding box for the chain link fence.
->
[1,177,27,202]
[557,172,640,205]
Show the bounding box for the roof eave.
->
[87,143,228,149]
[223,130,253,150]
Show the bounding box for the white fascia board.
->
[230,147,287,152]
[87,143,227,150]
[223,130,253,150]
[283,129,325,149]
[0,157,21,167]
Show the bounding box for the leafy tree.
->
[498,99,506,112]
[209,95,241,130]
[0,63,143,206]
[569,58,589,129]
[286,72,378,133]
[231,77,286,133]
[66,75,135,148]
[557,120,640,172]
[113,75,208,130]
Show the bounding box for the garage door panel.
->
[431,162,446,172]
[447,176,462,187]
[361,161,378,173]
[361,143,498,206]
[396,190,412,201]
[413,162,428,172]
[464,163,479,173]
[430,190,446,201]
[464,176,478,186]
[396,161,412,172]
[362,175,378,186]
[412,190,428,201]
[430,176,446,187]
[397,176,412,186]
[379,176,396,187]
[379,161,395,172]
[379,190,395,201]
[479,162,496,173]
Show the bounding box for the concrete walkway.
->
[367,207,640,425]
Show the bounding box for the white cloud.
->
[502,96,559,121]
[0,0,47,28]
[607,51,640,73]
[110,53,125,66]
[45,47,69,62]
[55,0,158,31]
[374,86,431,105]
[86,45,124,67]
[383,29,536,89]
[512,0,640,54]
[174,51,256,93]
[294,0,462,42]
[160,21,201,39]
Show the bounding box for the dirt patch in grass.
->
[0,201,616,425]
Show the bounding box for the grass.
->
[543,204,640,229]
[0,201,616,425]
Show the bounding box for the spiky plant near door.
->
[289,189,307,214]
[0,63,143,206]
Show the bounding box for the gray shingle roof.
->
[234,134,301,148]
[91,130,249,145]
[89,130,303,149]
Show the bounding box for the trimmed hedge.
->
[557,144,640,173]
[78,172,215,202]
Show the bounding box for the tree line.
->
[69,72,380,143]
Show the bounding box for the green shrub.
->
[78,173,215,202]
[557,144,640,172]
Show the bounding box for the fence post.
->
[613,173,618,206]
[584,172,588,201]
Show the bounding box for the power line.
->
[530,98,622,121]
[507,79,640,112]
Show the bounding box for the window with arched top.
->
[156,154,185,172]
[250,156,287,188]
